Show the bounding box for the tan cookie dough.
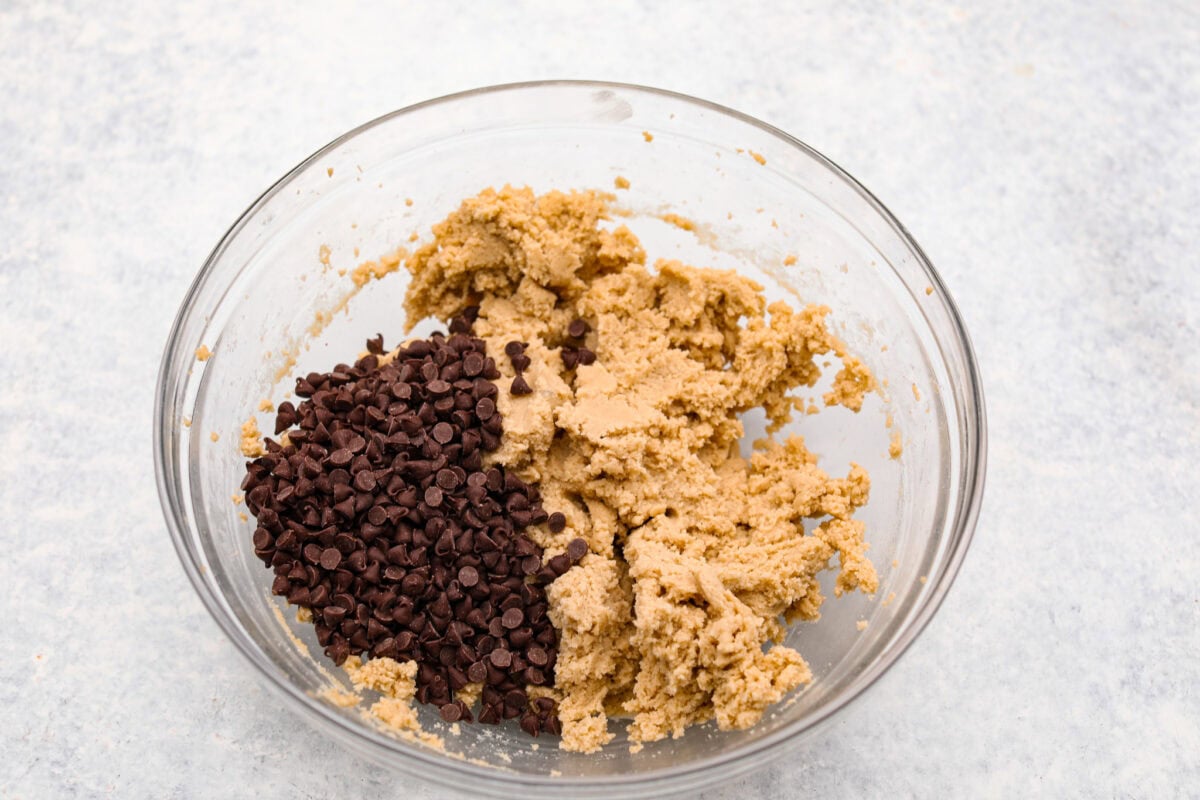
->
[402,185,879,753]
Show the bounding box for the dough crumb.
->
[920,575,928,584]
[925,286,934,295]
[318,244,332,267]
[660,212,696,232]
[912,383,921,401]
[194,345,212,361]
[749,150,766,165]
[889,430,903,459]
[209,431,219,442]
[641,130,654,142]
[239,416,267,457]
[326,167,334,177]
[614,175,631,190]
[856,620,869,631]
[319,686,360,708]
[350,247,406,288]
[405,197,414,206]
[182,416,191,428]
[231,494,242,505]
[257,398,274,412]
[783,254,797,266]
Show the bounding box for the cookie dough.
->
[402,186,878,752]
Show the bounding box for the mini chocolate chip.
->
[458,565,479,587]
[320,548,342,570]
[566,537,588,562]
[510,353,531,371]
[503,341,525,357]
[567,318,589,339]
[489,648,512,669]
[510,375,532,395]
[463,352,485,376]
[440,702,463,723]
[547,512,567,533]
[431,422,454,444]
[577,348,597,366]
[501,607,524,629]
[526,646,549,667]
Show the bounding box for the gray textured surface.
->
[2,1,1198,797]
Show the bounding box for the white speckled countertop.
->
[2,2,1197,797]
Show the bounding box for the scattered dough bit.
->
[912,383,921,401]
[856,620,869,631]
[209,431,220,442]
[614,175,631,190]
[318,244,332,267]
[402,185,879,753]
[257,398,274,412]
[889,430,903,459]
[749,150,767,165]
[239,416,267,457]
[783,254,797,266]
[920,575,928,584]
[350,247,406,288]
[882,592,896,607]
[641,130,654,142]
[194,345,212,362]
[319,686,360,708]
[237,511,248,522]
[296,607,313,623]
[326,167,334,177]
[182,416,191,428]
[660,212,696,232]
[925,286,934,296]
[231,494,243,505]
[405,197,414,207]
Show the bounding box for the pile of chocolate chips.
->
[242,310,585,735]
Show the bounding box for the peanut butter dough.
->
[401,186,878,753]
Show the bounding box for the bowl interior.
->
[158,83,980,795]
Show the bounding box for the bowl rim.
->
[154,79,987,792]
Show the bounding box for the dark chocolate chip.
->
[567,318,589,339]
[510,375,532,396]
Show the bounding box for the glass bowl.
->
[154,81,985,797]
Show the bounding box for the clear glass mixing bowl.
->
[154,81,985,797]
